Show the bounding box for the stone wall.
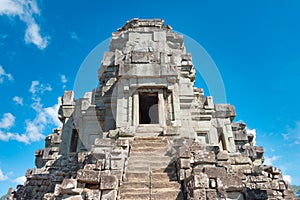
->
[9,18,297,200]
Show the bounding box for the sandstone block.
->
[179,146,190,158]
[203,167,226,178]
[218,174,243,191]
[100,175,118,190]
[60,179,77,194]
[84,164,97,170]
[206,189,218,200]
[193,189,206,200]
[217,151,229,161]
[101,189,117,200]
[82,189,101,199]
[77,169,100,184]
[178,158,190,169]
[194,173,209,188]
[94,138,115,147]
[61,194,82,200]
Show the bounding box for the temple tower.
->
[10,19,296,200]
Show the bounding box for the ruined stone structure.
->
[11,19,296,199]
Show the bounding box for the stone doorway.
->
[139,92,159,124]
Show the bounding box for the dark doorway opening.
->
[70,129,79,153]
[139,92,159,124]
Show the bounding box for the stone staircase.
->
[119,137,184,200]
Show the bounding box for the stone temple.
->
[9,19,296,199]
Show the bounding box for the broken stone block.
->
[218,174,243,191]
[206,189,218,200]
[101,189,117,200]
[217,151,229,161]
[82,189,101,199]
[203,167,226,178]
[179,146,190,158]
[61,194,82,200]
[194,151,215,165]
[77,169,100,184]
[53,184,61,196]
[193,189,206,200]
[60,179,77,194]
[110,170,123,181]
[110,159,124,170]
[194,173,209,188]
[84,164,97,170]
[116,139,129,147]
[278,181,286,190]
[94,138,115,147]
[43,193,55,200]
[178,158,190,169]
[100,175,118,190]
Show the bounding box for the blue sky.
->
[1,0,300,195]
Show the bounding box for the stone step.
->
[151,191,184,200]
[126,160,171,167]
[119,193,150,200]
[125,166,177,174]
[151,172,177,182]
[131,142,167,148]
[128,156,172,162]
[129,147,168,153]
[123,172,149,182]
[151,181,180,190]
[134,132,161,137]
[136,126,163,133]
[127,165,166,172]
[129,152,172,157]
[121,182,150,190]
[119,188,149,194]
[151,166,177,174]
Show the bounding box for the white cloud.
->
[13,175,26,185]
[69,31,80,42]
[0,97,62,144]
[0,0,22,16]
[246,128,256,146]
[0,34,8,46]
[264,156,279,165]
[0,65,13,84]
[25,23,48,49]
[287,121,300,139]
[282,133,289,140]
[0,113,15,129]
[60,74,67,89]
[29,80,52,95]
[0,0,49,49]
[60,74,67,83]
[0,169,8,181]
[13,96,23,106]
[283,174,292,184]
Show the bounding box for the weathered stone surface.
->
[206,189,217,200]
[77,169,100,184]
[60,179,77,194]
[101,190,117,200]
[178,158,190,169]
[12,18,296,200]
[100,175,118,190]
[203,167,226,178]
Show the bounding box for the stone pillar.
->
[128,95,132,126]
[115,83,125,128]
[133,92,139,126]
[172,83,181,126]
[158,91,166,127]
